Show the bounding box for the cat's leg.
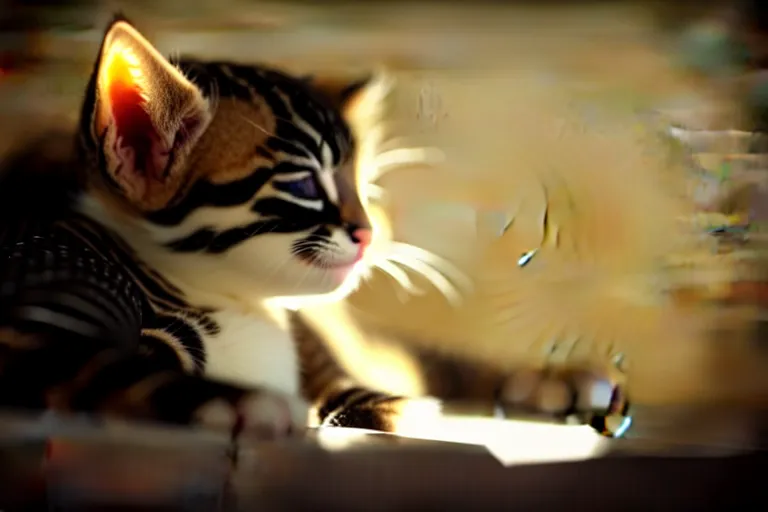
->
[291,311,439,433]
[292,309,628,435]
[0,226,308,441]
[310,378,440,433]
[139,313,311,438]
[495,365,631,437]
[0,324,308,440]
[395,346,631,437]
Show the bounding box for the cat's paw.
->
[322,390,442,434]
[496,367,631,438]
[195,391,310,440]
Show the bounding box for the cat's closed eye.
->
[277,176,320,199]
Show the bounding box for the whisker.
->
[292,247,346,268]
[263,253,295,283]
[291,241,336,254]
[207,79,220,117]
[239,115,314,161]
[365,183,386,200]
[292,247,318,260]
[384,253,463,307]
[373,259,425,295]
[181,63,220,118]
[369,147,446,182]
[389,242,473,293]
[291,241,320,249]
[374,134,413,153]
[246,221,282,238]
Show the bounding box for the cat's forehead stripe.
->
[320,143,334,171]
[272,171,312,182]
[318,172,338,204]
[129,57,365,253]
[274,192,323,211]
[194,61,349,166]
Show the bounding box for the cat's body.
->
[72,58,324,399]
[79,58,363,392]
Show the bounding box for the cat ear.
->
[310,71,394,128]
[89,18,212,209]
[310,75,372,110]
[310,70,393,110]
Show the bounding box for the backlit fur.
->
[79,20,379,309]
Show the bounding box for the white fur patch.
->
[318,167,338,203]
[202,308,300,395]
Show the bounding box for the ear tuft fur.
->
[84,18,212,210]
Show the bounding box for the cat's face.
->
[78,18,378,299]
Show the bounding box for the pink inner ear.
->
[105,57,169,183]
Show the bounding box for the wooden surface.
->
[0,412,765,511]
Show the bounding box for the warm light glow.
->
[97,41,160,186]
[101,44,147,103]
[316,416,610,466]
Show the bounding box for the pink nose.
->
[352,228,372,254]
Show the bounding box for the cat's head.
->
[77,17,383,301]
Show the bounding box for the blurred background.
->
[1,0,768,470]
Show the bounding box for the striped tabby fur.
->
[0,15,634,441]
[0,16,429,438]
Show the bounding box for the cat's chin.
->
[328,264,359,286]
[298,255,360,280]
[313,262,359,288]
[280,260,365,300]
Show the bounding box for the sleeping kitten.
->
[0,16,628,440]
[0,16,426,437]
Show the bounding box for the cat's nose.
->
[350,228,372,252]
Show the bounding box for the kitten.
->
[0,16,430,438]
[0,16,629,440]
